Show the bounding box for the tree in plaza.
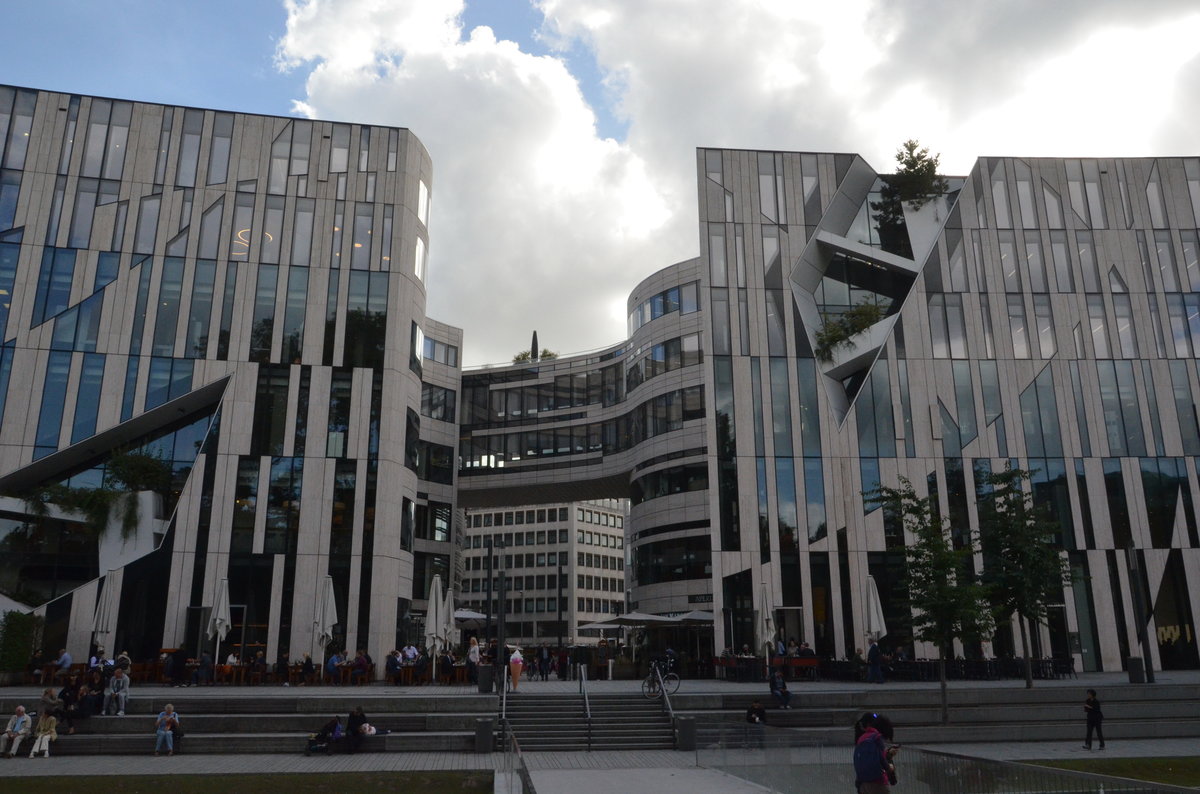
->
[869,477,994,724]
[976,466,1073,689]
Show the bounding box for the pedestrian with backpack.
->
[853,712,897,793]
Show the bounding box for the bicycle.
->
[641,660,680,699]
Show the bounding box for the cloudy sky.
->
[5,1,1200,365]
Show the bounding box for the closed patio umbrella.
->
[425,574,444,679]
[314,575,339,663]
[207,578,232,660]
[91,570,120,649]
[866,575,888,641]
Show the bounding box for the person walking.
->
[1083,688,1105,750]
[854,712,898,794]
[467,638,480,684]
[866,639,885,684]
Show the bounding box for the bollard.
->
[1126,656,1145,684]
[675,716,696,751]
[475,716,496,753]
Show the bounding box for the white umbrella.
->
[207,578,232,660]
[424,574,444,681]
[424,574,444,651]
[91,570,119,647]
[866,575,888,641]
[314,575,338,660]
[454,608,488,629]
[578,620,622,632]
[607,611,680,626]
[678,610,715,624]
[760,580,776,655]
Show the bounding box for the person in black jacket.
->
[745,700,766,748]
[1083,689,1105,750]
[347,706,367,753]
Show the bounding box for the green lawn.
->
[14,772,493,793]
[1026,757,1200,788]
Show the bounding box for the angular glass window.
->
[261,195,284,264]
[229,193,254,261]
[1146,161,1167,228]
[1024,231,1048,292]
[1050,230,1072,292]
[1033,295,1056,358]
[292,198,314,267]
[133,193,161,255]
[990,159,1012,228]
[1155,230,1181,292]
[1076,231,1100,292]
[1008,295,1030,359]
[1088,295,1111,358]
[330,124,350,173]
[175,109,203,188]
[998,230,1020,291]
[351,203,372,270]
[207,113,234,185]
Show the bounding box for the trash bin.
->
[475,717,496,753]
[675,716,696,751]
[1127,656,1145,684]
[478,663,494,693]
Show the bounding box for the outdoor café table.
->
[781,656,820,681]
[731,655,764,682]
[454,663,468,684]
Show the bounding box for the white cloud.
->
[280,0,1200,364]
[279,0,677,365]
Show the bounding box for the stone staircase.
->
[502,693,674,751]
[0,692,495,756]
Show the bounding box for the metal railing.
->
[578,662,593,751]
[654,661,675,720]
[497,722,538,794]
[694,720,1191,793]
[500,662,509,726]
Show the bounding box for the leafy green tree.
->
[512,348,558,363]
[869,477,993,723]
[869,140,950,257]
[977,466,1073,689]
[889,139,950,209]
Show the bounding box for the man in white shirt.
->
[0,706,31,757]
[52,649,72,682]
[403,644,417,661]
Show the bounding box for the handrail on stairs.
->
[654,661,675,721]
[500,661,509,728]
[579,662,593,751]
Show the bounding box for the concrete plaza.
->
[1,671,1196,791]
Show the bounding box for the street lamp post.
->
[557,561,564,650]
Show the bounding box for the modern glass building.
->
[0,85,460,666]
[4,83,1197,676]
[460,150,1200,673]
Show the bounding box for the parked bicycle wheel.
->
[641,677,661,699]
[663,672,680,695]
